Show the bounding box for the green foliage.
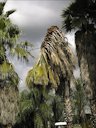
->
[52,95,66,123]
[62,0,96,32]
[14,87,66,128]
[26,60,59,88]
[0,61,19,87]
[5,9,16,17]
[73,124,82,128]
[15,87,52,128]
[0,2,5,15]
[0,1,33,61]
[0,1,33,87]
[72,79,87,124]
[34,113,44,128]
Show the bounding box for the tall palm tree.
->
[0,1,32,128]
[62,0,96,127]
[26,26,75,128]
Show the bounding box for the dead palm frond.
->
[26,26,75,88]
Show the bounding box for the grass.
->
[74,124,82,128]
[73,123,92,128]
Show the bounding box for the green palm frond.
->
[62,0,96,32]
[0,2,21,86]
[0,61,19,86]
[72,78,88,122]
[5,9,16,17]
[0,1,33,63]
[0,2,6,15]
[0,17,6,30]
[11,46,29,61]
[40,103,52,120]
[0,1,33,88]
[34,113,44,128]
[0,61,12,74]
[26,56,49,87]
[52,95,66,121]
[7,24,20,39]
[20,100,34,113]
[26,60,60,88]
[18,87,54,128]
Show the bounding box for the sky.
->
[3,0,80,90]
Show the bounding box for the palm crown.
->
[0,1,32,86]
[62,0,96,32]
[26,26,75,88]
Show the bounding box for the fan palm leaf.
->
[0,1,33,82]
[62,0,96,32]
[0,2,33,64]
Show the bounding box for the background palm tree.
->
[0,1,32,128]
[51,94,67,127]
[72,79,92,128]
[62,0,96,127]
[26,26,75,128]
[14,87,67,128]
[14,87,53,128]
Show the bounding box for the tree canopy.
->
[0,1,33,87]
[62,0,96,32]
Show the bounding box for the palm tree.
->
[0,1,32,128]
[14,87,67,128]
[72,79,92,127]
[26,26,75,128]
[62,0,96,127]
[51,94,67,128]
[14,87,53,128]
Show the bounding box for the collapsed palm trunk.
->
[75,31,96,127]
[26,26,75,128]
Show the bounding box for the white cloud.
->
[0,0,6,2]
[66,33,75,49]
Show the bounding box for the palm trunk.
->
[56,79,73,128]
[2,124,12,128]
[75,31,96,127]
[0,85,19,127]
[65,97,73,128]
[90,99,96,128]
[64,81,73,128]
